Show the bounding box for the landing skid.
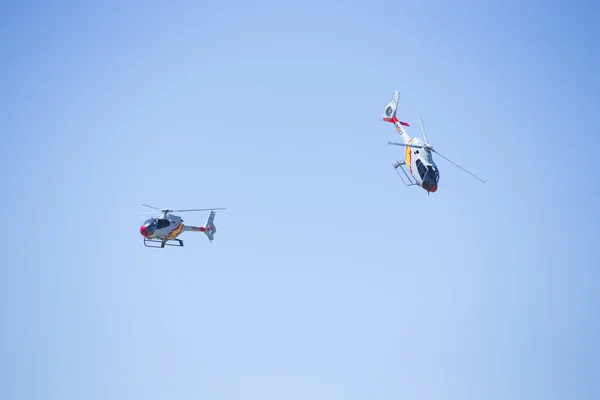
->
[393,161,418,186]
[144,238,184,248]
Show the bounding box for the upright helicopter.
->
[139,204,225,248]
[382,90,485,193]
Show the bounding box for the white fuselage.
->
[392,120,439,191]
[140,214,184,240]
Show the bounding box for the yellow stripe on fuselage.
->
[166,223,184,240]
[405,139,413,173]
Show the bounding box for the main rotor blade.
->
[141,204,161,210]
[387,141,428,149]
[173,208,227,212]
[418,113,430,145]
[432,150,486,183]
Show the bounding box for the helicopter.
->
[139,204,225,248]
[382,90,485,193]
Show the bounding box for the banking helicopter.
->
[139,204,225,248]
[382,90,485,193]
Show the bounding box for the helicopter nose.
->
[423,179,437,193]
[140,225,148,237]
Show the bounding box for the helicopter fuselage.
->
[404,136,440,193]
[140,214,186,240]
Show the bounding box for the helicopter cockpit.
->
[140,218,173,237]
[423,165,439,192]
[415,159,439,192]
[140,218,158,237]
[427,165,439,183]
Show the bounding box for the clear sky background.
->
[1,1,599,399]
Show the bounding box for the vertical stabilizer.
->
[203,211,217,242]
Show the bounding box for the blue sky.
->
[1,1,599,399]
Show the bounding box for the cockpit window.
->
[416,160,439,182]
[416,159,427,180]
[157,219,170,229]
[144,218,158,235]
[427,165,439,182]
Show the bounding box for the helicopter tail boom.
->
[182,211,218,242]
